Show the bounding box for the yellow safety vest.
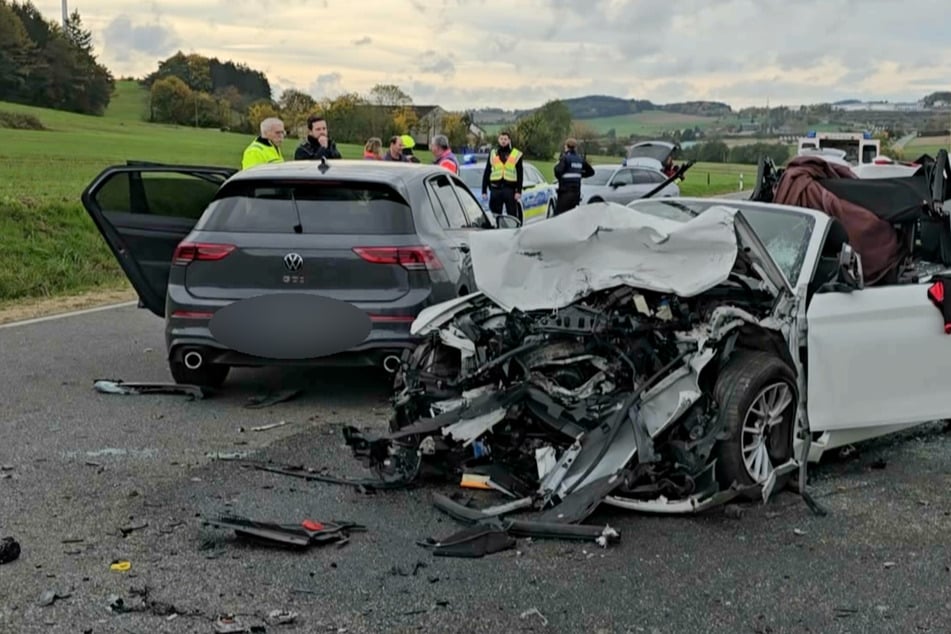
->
[489,147,522,182]
[242,138,284,170]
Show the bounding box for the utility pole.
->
[62,0,67,28]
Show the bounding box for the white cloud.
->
[32,0,951,110]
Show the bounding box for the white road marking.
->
[0,301,139,330]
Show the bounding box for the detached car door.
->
[81,164,236,317]
[806,281,951,431]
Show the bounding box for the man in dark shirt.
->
[294,115,342,160]
[481,131,524,221]
[553,137,594,215]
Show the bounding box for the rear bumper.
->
[167,333,419,368]
[164,287,433,368]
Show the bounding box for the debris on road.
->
[204,515,366,550]
[38,590,70,607]
[93,379,204,399]
[266,609,299,625]
[249,421,292,433]
[0,536,21,564]
[247,462,410,493]
[110,559,131,572]
[119,521,148,537]
[520,607,549,626]
[245,388,303,409]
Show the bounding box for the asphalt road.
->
[2,305,951,634]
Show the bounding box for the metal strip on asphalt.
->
[0,301,139,330]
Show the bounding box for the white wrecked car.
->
[344,191,951,521]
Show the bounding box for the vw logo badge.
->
[283,252,304,271]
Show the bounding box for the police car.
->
[456,153,558,224]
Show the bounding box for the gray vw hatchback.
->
[81,159,518,387]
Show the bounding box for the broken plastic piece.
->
[423,525,516,558]
[0,536,20,565]
[266,609,299,625]
[205,515,365,549]
[110,560,131,572]
[93,379,204,399]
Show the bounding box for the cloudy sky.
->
[36,0,951,111]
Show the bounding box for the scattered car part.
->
[204,515,365,549]
[0,536,20,564]
[93,379,204,399]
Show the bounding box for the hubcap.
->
[741,382,794,483]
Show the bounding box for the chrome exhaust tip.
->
[382,355,401,374]
[183,350,204,370]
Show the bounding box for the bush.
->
[0,110,46,130]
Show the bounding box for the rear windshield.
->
[195,180,414,234]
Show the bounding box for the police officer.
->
[552,137,594,215]
[481,131,524,222]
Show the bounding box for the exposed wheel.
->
[169,360,230,388]
[712,350,797,497]
[589,197,603,203]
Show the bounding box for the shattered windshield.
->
[630,200,816,284]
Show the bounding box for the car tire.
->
[169,360,230,388]
[546,201,555,218]
[589,197,603,203]
[712,350,798,498]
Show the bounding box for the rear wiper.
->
[289,189,303,234]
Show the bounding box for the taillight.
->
[172,242,235,266]
[352,246,443,270]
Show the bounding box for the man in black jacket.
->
[481,131,524,221]
[553,137,594,215]
[295,115,343,160]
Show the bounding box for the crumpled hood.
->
[468,202,742,312]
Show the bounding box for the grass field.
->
[904,134,950,158]
[0,81,755,303]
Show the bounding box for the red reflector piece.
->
[171,310,214,319]
[368,314,415,323]
[352,246,443,270]
[301,520,324,532]
[172,242,236,266]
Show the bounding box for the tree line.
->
[0,1,114,115]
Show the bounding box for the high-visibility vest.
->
[241,138,284,170]
[489,148,522,182]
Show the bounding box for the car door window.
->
[95,170,226,219]
[523,165,539,187]
[611,169,633,186]
[450,177,490,228]
[427,174,470,228]
[631,170,655,185]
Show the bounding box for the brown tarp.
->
[772,156,902,284]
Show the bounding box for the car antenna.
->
[318,156,329,174]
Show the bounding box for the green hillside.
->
[483,110,745,137]
[103,79,150,121]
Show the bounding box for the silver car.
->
[580,164,680,205]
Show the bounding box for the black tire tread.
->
[712,349,798,494]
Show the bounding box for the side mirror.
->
[495,214,522,229]
[837,243,864,290]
